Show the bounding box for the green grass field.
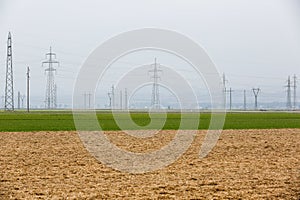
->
[0,111,299,132]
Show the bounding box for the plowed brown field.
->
[1,129,299,199]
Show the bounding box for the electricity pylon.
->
[293,75,297,110]
[222,73,228,109]
[4,32,14,111]
[252,88,260,110]
[124,88,128,110]
[26,67,30,112]
[42,47,59,109]
[149,58,162,109]
[286,76,292,110]
[226,88,234,110]
[243,90,247,110]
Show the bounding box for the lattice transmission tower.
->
[286,76,292,110]
[42,47,60,109]
[4,32,14,111]
[149,58,162,109]
[293,74,297,110]
[252,88,260,110]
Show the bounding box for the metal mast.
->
[149,58,162,109]
[222,73,228,93]
[120,90,122,110]
[107,92,112,108]
[17,91,20,109]
[222,73,228,109]
[4,32,14,111]
[243,89,247,110]
[27,67,30,112]
[226,88,234,110]
[293,74,297,110]
[252,88,260,110]
[124,88,128,110]
[286,76,292,110]
[111,85,115,109]
[42,47,59,109]
[87,92,92,109]
[53,84,57,108]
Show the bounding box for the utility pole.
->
[87,93,92,109]
[286,76,292,110]
[5,32,14,111]
[26,67,30,112]
[293,74,297,110]
[42,47,60,109]
[149,58,162,109]
[83,93,87,109]
[225,87,233,110]
[222,73,228,108]
[222,73,228,92]
[21,95,25,109]
[83,92,92,109]
[17,91,20,109]
[124,88,128,110]
[111,85,115,109]
[244,89,246,110]
[120,90,123,110]
[226,88,234,110]
[252,88,260,110]
[108,92,112,109]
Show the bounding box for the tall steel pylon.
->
[53,84,57,108]
[4,32,14,111]
[222,73,228,109]
[252,88,260,110]
[107,85,114,109]
[42,47,60,109]
[226,87,234,110]
[243,89,247,110]
[286,76,292,110]
[149,58,162,109]
[293,75,297,110]
[124,88,128,110]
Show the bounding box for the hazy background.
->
[0,0,300,109]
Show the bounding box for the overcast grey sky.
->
[0,0,300,108]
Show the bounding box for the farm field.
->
[0,111,299,131]
[0,129,299,199]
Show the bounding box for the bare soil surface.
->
[1,129,299,199]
